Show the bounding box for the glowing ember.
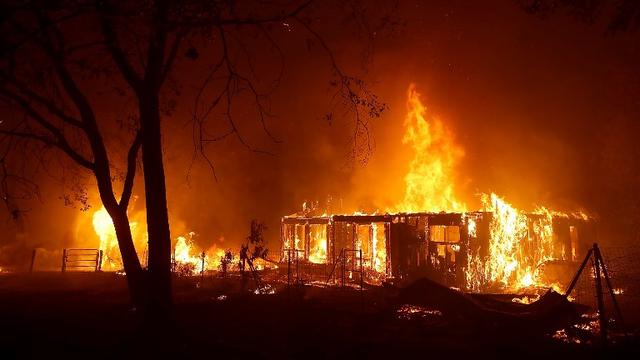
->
[396,304,443,320]
[512,295,539,304]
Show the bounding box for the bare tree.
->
[0,0,395,321]
[0,0,147,305]
[521,0,640,31]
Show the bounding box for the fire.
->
[90,206,231,275]
[92,206,123,271]
[91,206,147,271]
[483,193,531,288]
[392,84,581,292]
[395,83,466,212]
[174,232,205,274]
[85,81,585,296]
[371,223,386,273]
[282,83,589,292]
[461,193,560,291]
[308,225,327,263]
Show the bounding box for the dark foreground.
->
[0,272,638,359]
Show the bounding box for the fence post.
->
[295,250,300,285]
[61,249,67,272]
[29,249,37,273]
[201,251,206,279]
[341,250,345,287]
[94,250,100,272]
[592,246,607,344]
[565,248,593,296]
[97,250,103,271]
[359,249,364,290]
[287,249,291,287]
[593,244,625,329]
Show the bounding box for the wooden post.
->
[592,248,607,344]
[287,248,291,287]
[341,250,345,287]
[593,244,625,328]
[385,222,391,276]
[200,251,206,278]
[97,250,103,271]
[359,249,363,290]
[565,248,594,296]
[29,249,37,273]
[61,249,67,272]
[304,222,310,261]
[297,250,302,284]
[331,221,336,273]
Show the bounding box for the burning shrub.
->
[239,220,269,272]
[174,262,197,277]
[219,250,234,277]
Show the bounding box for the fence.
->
[283,248,364,288]
[61,248,102,272]
[568,245,640,328]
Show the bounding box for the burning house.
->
[279,84,597,293]
[280,208,596,292]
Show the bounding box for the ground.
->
[0,272,638,359]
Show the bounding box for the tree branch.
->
[99,9,143,91]
[34,13,98,126]
[0,71,84,129]
[160,31,185,85]
[0,90,94,169]
[119,130,141,210]
[174,1,314,28]
[0,128,94,170]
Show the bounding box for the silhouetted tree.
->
[521,0,640,31]
[219,249,233,277]
[0,0,395,321]
[239,219,268,290]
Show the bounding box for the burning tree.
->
[219,250,234,277]
[239,219,270,292]
[0,0,393,318]
[240,219,269,271]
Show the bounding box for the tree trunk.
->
[96,177,146,307]
[139,91,172,319]
[109,205,146,307]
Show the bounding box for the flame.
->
[308,224,327,264]
[371,223,386,273]
[395,83,466,212]
[281,84,589,292]
[173,233,205,274]
[91,206,148,271]
[460,193,559,291]
[173,232,236,275]
[92,207,122,271]
[391,84,576,291]
[90,206,235,275]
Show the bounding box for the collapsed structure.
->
[280,209,596,292]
